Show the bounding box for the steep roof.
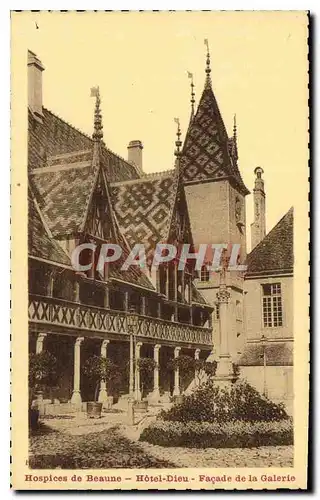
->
[28,193,71,266]
[111,174,176,255]
[238,341,293,366]
[246,207,294,276]
[30,150,97,238]
[180,82,249,196]
[28,108,140,182]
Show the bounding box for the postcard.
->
[11,10,309,490]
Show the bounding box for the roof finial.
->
[233,114,237,140]
[204,38,211,88]
[187,71,195,118]
[90,86,103,142]
[174,117,182,156]
[232,113,238,162]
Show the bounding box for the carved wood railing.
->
[28,294,212,346]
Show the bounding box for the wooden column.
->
[165,266,169,298]
[104,285,110,309]
[124,291,129,312]
[181,270,185,303]
[141,296,146,316]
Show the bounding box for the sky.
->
[12,11,308,251]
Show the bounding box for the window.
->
[200,265,210,282]
[262,283,283,327]
[215,303,220,321]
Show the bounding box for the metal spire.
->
[187,71,195,118]
[232,114,238,162]
[174,117,182,157]
[233,114,237,140]
[204,38,211,88]
[90,86,103,142]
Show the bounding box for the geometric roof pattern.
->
[246,207,294,276]
[181,83,249,196]
[28,193,71,266]
[28,108,140,183]
[30,150,96,238]
[111,174,177,255]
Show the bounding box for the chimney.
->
[250,167,266,250]
[127,140,143,174]
[28,50,45,120]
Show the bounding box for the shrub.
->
[160,380,288,423]
[29,351,59,407]
[139,419,293,448]
[137,357,157,395]
[82,356,121,401]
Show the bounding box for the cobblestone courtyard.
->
[29,413,294,469]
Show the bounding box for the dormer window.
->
[200,265,210,282]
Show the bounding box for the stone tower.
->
[180,44,250,361]
[250,167,266,250]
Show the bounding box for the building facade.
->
[28,46,294,410]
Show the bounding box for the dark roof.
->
[238,341,293,366]
[111,174,176,255]
[246,208,294,276]
[180,84,249,195]
[191,283,210,306]
[28,194,71,266]
[30,150,97,237]
[28,108,140,182]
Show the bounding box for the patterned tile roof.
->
[238,341,293,366]
[30,150,97,238]
[111,174,177,255]
[181,84,249,195]
[246,207,294,276]
[28,108,140,182]
[28,193,70,266]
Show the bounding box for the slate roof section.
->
[28,194,70,266]
[28,108,140,182]
[111,174,176,255]
[191,283,211,307]
[246,207,294,276]
[30,150,97,238]
[238,341,293,366]
[180,84,249,196]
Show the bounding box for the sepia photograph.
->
[11,10,309,490]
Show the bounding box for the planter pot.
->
[29,408,40,430]
[86,402,103,419]
[134,400,148,412]
[173,395,184,405]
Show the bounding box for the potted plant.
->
[28,350,58,429]
[134,357,157,410]
[82,355,120,418]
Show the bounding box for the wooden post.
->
[104,285,110,309]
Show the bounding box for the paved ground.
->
[29,412,294,469]
[138,441,294,468]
